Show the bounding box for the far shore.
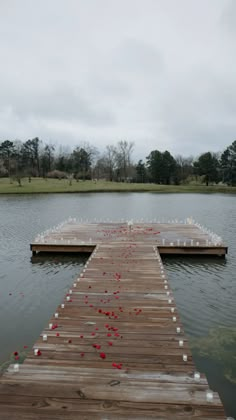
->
[0,178,236,194]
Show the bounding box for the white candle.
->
[164,285,168,290]
[34,348,39,356]
[66,296,70,301]
[73,283,76,287]
[171,307,175,313]
[55,313,59,318]
[69,290,72,294]
[179,340,184,347]
[176,327,181,333]
[183,354,188,362]
[80,273,84,278]
[61,304,65,308]
[172,316,177,322]
[166,291,170,296]
[13,364,19,372]
[168,299,172,304]
[206,390,213,402]
[43,334,47,341]
[162,275,165,278]
[49,323,53,329]
[194,372,200,381]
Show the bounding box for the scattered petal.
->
[100,352,106,359]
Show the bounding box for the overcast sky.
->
[0,0,235,159]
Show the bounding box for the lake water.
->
[0,193,236,416]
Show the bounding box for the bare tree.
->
[105,145,117,181]
[116,141,134,180]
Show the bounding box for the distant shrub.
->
[47,170,67,179]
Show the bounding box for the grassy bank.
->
[0,177,236,194]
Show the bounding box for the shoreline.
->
[0,179,236,194]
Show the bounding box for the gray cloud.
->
[0,0,235,159]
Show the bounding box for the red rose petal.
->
[100,352,106,359]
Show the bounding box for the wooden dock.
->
[0,222,227,418]
[30,221,227,257]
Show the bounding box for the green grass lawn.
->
[0,177,236,194]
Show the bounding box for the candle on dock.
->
[172,316,177,322]
[194,372,200,381]
[171,307,175,313]
[43,334,47,341]
[66,296,70,301]
[176,327,181,333]
[34,348,39,356]
[49,323,53,329]
[206,390,214,402]
[61,304,65,308]
[164,285,168,289]
[55,313,59,318]
[168,299,172,304]
[183,354,188,362]
[179,340,183,347]
[13,364,19,372]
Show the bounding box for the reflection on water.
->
[0,193,236,416]
[191,327,236,384]
[190,327,236,416]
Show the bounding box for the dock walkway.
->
[0,222,226,418]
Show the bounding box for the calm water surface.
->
[0,193,235,416]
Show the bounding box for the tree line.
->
[0,138,236,186]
